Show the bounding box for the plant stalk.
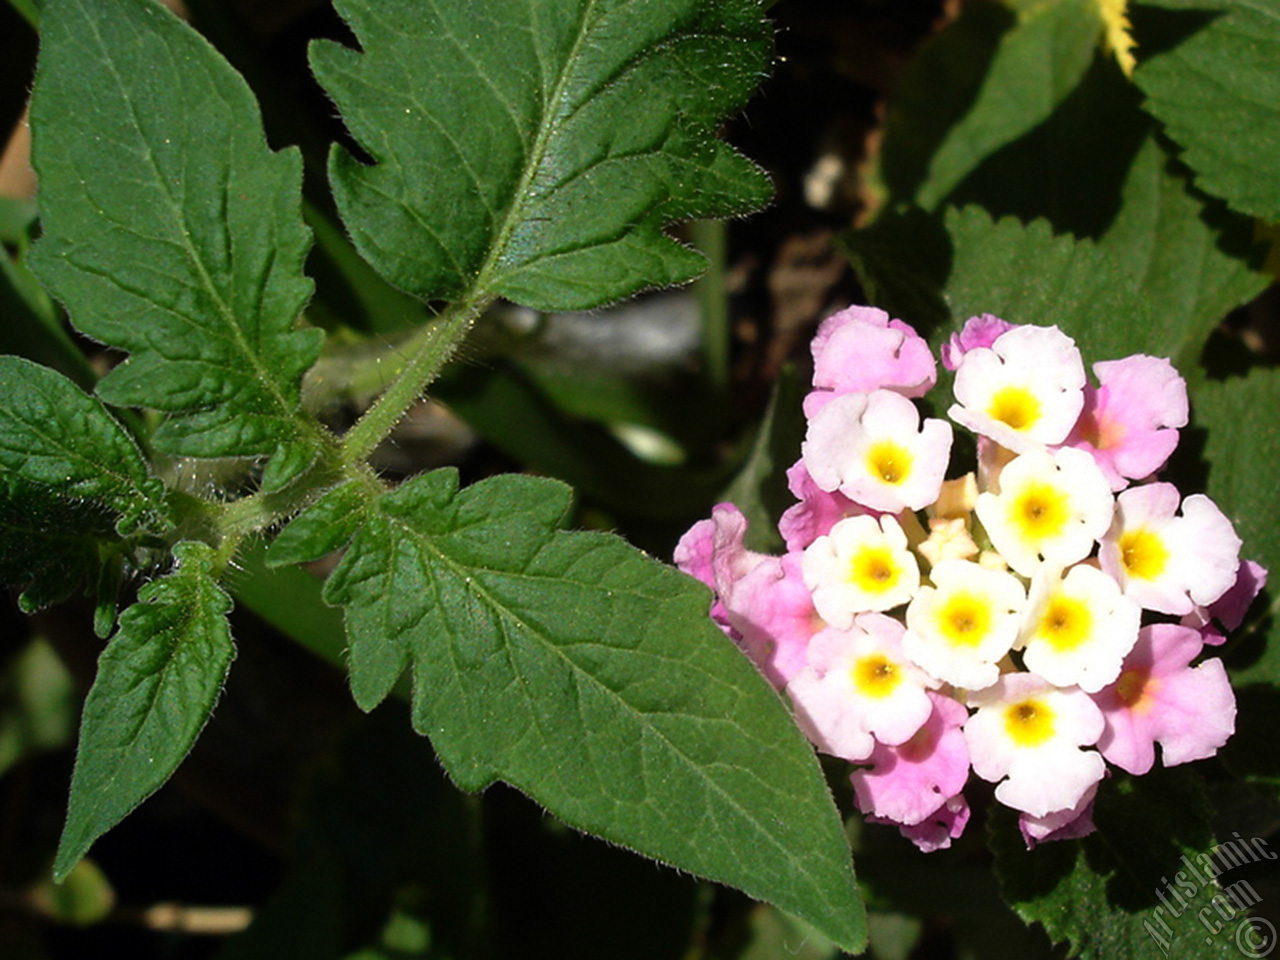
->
[339,301,481,464]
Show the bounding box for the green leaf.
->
[1191,368,1280,651]
[54,541,235,881]
[991,768,1245,959]
[322,468,865,951]
[0,356,161,527]
[843,206,1153,357]
[311,0,773,312]
[0,487,116,614]
[28,0,323,461]
[0,356,167,611]
[1135,0,1280,223]
[1181,368,1280,783]
[842,198,1264,371]
[722,364,807,554]
[879,0,1104,212]
[266,481,370,568]
[0,638,76,777]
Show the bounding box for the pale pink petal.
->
[1062,356,1187,491]
[1185,559,1269,646]
[1092,623,1235,774]
[1149,657,1235,767]
[878,794,971,852]
[941,314,1017,371]
[674,503,767,636]
[1019,780,1099,848]
[850,691,970,826]
[779,459,871,551]
[724,552,822,687]
[809,305,937,399]
[1209,559,1268,631]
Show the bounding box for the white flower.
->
[786,614,936,761]
[803,389,953,513]
[975,447,1114,577]
[1099,482,1241,615]
[949,325,1086,453]
[965,674,1106,817]
[1018,563,1141,693]
[802,514,920,627]
[902,559,1026,690]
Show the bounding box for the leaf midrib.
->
[76,3,303,438]
[380,507,848,918]
[465,0,601,305]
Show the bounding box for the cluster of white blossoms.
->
[677,307,1265,851]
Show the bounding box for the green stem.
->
[340,301,481,463]
[691,219,730,394]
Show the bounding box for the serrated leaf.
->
[0,356,161,524]
[322,468,865,951]
[54,541,235,881]
[1135,0,1280,223]
[0,486,116,614]
[843,199,1264,371]
[843,207,1153,358]
[28,0,323,461]
[0,356,167,610]
[991,769,1244,960]
[265,480,370,568]
[311,0,773,312]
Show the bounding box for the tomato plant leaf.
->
[311,0,774,311]
[28,0,323,462]
[0,356,167,611]
[322,469,866,951]
[54,541,236,881]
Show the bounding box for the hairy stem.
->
[339,301,481,464]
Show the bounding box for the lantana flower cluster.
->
[677,306,1266,852]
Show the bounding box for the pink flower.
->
[1091,624,1236,775]
[1019,780,1099,848]
[803,305,937,418]
[1062,355,1188,491]
[965,673,1106,817]
[674,503,767,635]
[876,794,971,853]
[1099,483,1240,615]
[941,314,1017,371]
[787,614,936,762]
[778,459,870,552]
[803,390,953,513]
[950,325,1087,454]
[722,551,823,687]
[1183,559,1268,646]
[850,691,970,826]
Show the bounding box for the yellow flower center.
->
[989,385,1041,432]
[937,592,991,647]
[865,439,912,486]
[1116,668,1157,714]
[1009,481,1069,542]
[1119,527,1168,581]
[1037,594,1093,652]
[849,546,901,595]
[852,653,901,699]
[1004,698,1056,747]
